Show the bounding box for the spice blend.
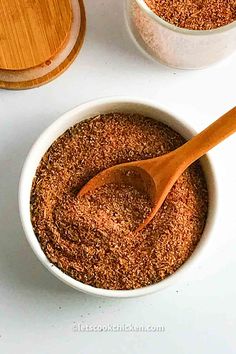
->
[31,113,208,290]
[144,0,236,30]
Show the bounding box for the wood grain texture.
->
[0,0,86,89]
[0,0,72,70]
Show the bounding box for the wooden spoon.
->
[79,107,236,232]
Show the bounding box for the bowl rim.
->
[19,96,218,298]
[134,0,236,36]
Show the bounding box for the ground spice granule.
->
[144,0,236,30]
[30,113,208,290]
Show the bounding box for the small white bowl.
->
[19,97,218,298]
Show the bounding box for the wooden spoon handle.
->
[175,107,236,168]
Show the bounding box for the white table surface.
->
[1,1,236,353]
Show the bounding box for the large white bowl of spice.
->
[19,97,218,297]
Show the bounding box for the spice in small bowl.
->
[126,0,236,68]
[19,98,217,297]
[30,112,208,290]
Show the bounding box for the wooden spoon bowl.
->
[79,107,236,232]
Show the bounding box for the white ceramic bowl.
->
[19,97,218,298]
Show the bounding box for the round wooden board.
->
[0,0,86,90]
[0,0,72,70]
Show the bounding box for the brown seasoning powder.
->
[144,0,236,30]
[30,113,208,290]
